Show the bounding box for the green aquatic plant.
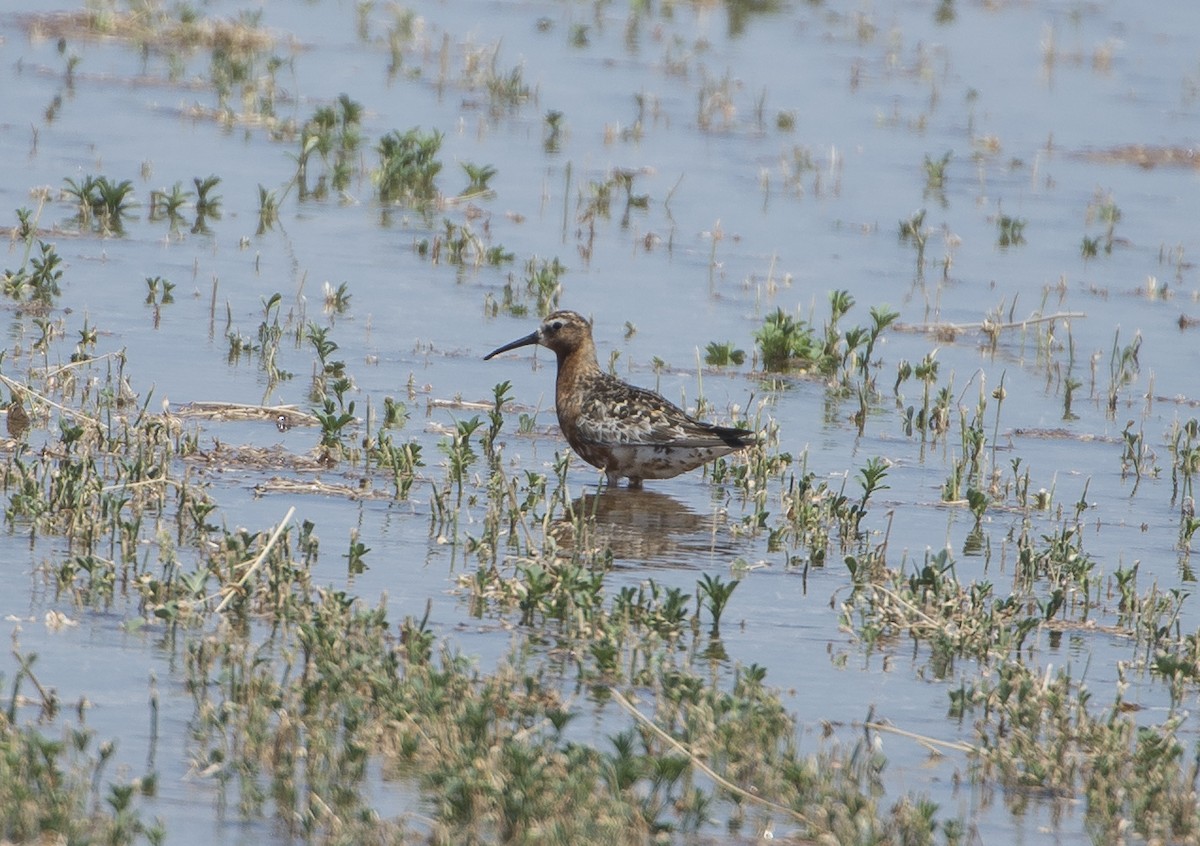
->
[1106,327,1141,414]
[922,150,951,191]
[315,398,355,456]
[4,240,64,304]
[62,174,135,233]
[417,218,512,269]
[322,280,352,314]
[996,213,1026,247]
[148,181,192,226]
[461,161,497,195]
[193,175,222,216]
[704,341,745,367]
[754,307,818,371]
[696,573,739,635]
[371,432,423,499]
[543,109,564,152]
[1087,190,1122,254]
[255,185,279,234]
[296,94,364,198]
[344,529,370,575]
[898,208,929,272]
[376,126,443,205]
[144,276,175,306]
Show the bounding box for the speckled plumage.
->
[484,310,756,487]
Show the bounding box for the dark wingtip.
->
[714,425,759,449]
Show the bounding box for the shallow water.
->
[3,0,1200,842]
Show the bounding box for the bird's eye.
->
[548,320,563,332]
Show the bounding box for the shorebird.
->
[6,389,29,440]
[484,310,756,487]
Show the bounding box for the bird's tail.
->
[709,424,760,449]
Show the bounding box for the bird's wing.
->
[575,378,741,447]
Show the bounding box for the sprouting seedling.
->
[461,162,497,195]
[376,126,443,205]
[1093,194,1122,253]
[612,168,649,227]
[893,359,913,400]
[1106,328,1141,414]
[308,323,338,368]
[441,416,483,500]
[27,241,64,304]
[144,276,175,306]
[996,214,1027,248]
[256,185,279,234]
[95,177,135,231]
[863,306,899,371]
[307,322,349,406]
[193,175,222,216]
[378,434,423,499]
[544,110,564,153]
[1120,421,1148,486]
[62,174,99,224]
[703,341,745,367]
[899,209,928,272]
[696,573,739,636]
[483,380,512,457]
[145,276,175,329]
[858,457,890,510]
[58,174,133,233]
[381,396,408,430]
[399,599,436,665]
[484,62,530,114]
[967,488,989,525]
[14,207,35,242]
[1168,418,1200,504]
[315,397,355,453]
[1179,501,1200,551]
[323,281,351,314]
[922,150,951,193]
[344,529,370,575]
[149,182,193,225]
[524,256,565,316]
[71,317,98,364]
[753,308,819,372]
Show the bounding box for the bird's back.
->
[557,370,754,481]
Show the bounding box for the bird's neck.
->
[555,338,601,400]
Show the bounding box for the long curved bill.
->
[483,330,540,360]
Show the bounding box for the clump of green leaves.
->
[754,308,819,371]
[61,174,136,233]
[704,341,745,367]
[296,94,364,198]
[755,293,897,387]
[461,161,497,195]
[898,208,929,272]
[996,213,1026,247]
[416,218,513,268]
[375,126,443,205]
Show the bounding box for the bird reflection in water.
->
[551,487,737,566]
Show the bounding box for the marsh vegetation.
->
[4,0,1200,844]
